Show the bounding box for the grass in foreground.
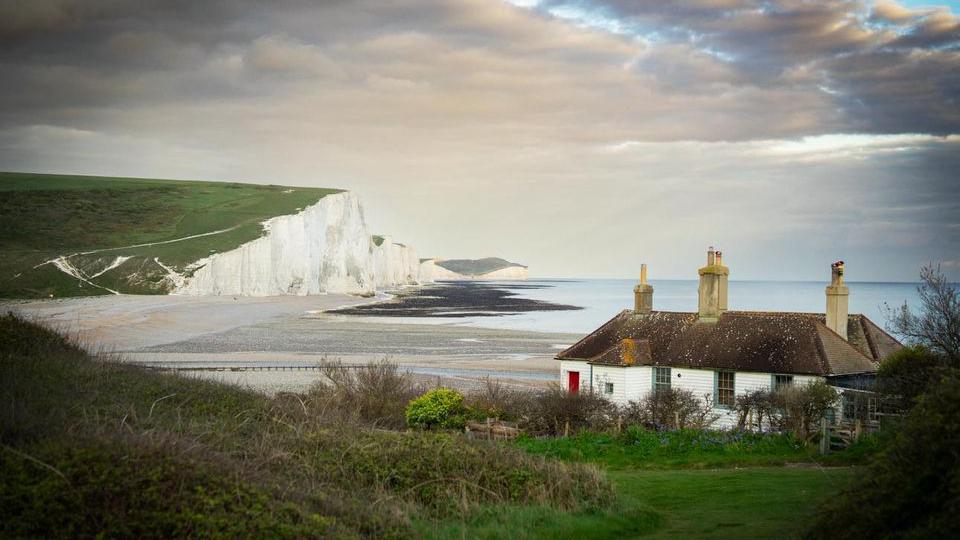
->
[613,467,853,540]
[0,171,341,297]
[0,315,612,538]
[417,468,853,539]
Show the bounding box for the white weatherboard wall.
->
[176,192,419,296]
[559,360,590,392]
[592,366,628,402]
[559,362,824,429]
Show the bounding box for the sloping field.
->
[0,172,341,298]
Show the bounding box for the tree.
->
[805,372,960,539]
[877,346,947,411]
[886,264,960,367]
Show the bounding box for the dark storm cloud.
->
[538,0,960,135]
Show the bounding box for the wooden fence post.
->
[819,417,830,455]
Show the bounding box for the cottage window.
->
[716,371,735,408]
[604,382,614,395]
[842,393,855,421]
[654,367,671,392]
[774,375,793,392]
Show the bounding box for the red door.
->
[568,371,580,394]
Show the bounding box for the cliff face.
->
[372,237,420,289]
[474,266,528,279]
[176,192,418,296]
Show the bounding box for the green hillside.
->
[0,172,341,298]
[435,257,527,276]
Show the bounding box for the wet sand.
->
[2,290,579,394]
[0,294,380,350]
[331,281,581,317]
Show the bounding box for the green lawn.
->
[613,468,851,539]
[0,172,341,297]
[437,428,866,538]
[419,467,852,539]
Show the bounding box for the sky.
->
[1,0,958,281]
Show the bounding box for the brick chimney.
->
[634,263,653,315]
[825,260,849,340]
[698,247,729,322]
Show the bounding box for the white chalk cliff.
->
[372,236,420,289]
[175,192,419,296]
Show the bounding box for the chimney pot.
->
[698,247,729,322]
[634,263,654,315]
[826,261,850,340]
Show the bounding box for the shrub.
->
[878,345,947,411]
[805,372,960,539]
[465,377,532,421]
[308,359,423,429]
[621,388,718,430]
[309,429,614,516]
[405,388,468,430]
[0,438,338,539]
[770,381,838,441]
[620,427,804,458]
[523,384,617,436]
[515,427,808,469]
[734,389,775,431]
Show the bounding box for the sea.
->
[452,279,923,336]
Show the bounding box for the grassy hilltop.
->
[0,172,341,298]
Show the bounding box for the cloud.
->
[871,0,921,23]
[0,0,957,280]
[243,35,345,79]
[531,0,960,135]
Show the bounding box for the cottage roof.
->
[556,310,901,376]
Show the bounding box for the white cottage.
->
[556,248,902,428]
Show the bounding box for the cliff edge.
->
[0,172,420,298]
